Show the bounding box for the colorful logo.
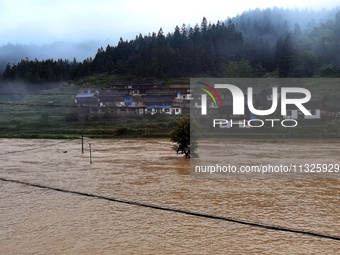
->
[198,82,223,106]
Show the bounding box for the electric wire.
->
[1,177,339,241]
[0,139,74,155]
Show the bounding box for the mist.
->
[0,40,110,73]
[230,6,340,46]
[0,81,61,103]
[1,4,339,81]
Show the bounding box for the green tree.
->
[223,60,253,77]
[2,63,14,80]
[169,116,199,158]
[278,33,294,77]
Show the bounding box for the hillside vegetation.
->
[1,7,340,138]
[1,7,340,84]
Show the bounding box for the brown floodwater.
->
[0,138,340,254]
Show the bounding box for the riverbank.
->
[2,116,340,139]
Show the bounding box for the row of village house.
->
[74,81,328,120]
[75,81,191,115]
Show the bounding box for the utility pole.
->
[89,143,92,164]
[81,134,84,154]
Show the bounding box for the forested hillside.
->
[1,7,340,83]
[0,41,104,75]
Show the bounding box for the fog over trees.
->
[1,6,340,83]
[0,41,106,74]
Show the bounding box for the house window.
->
[287,110,292,116]
[310,109,316,115]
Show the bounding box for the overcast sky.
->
[1,0,339,46]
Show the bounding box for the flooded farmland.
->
[1,138,340,254]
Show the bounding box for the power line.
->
[1,177,339,241]
[0,139,75,155]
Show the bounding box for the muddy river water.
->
[1,138,340,254]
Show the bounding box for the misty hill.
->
[0,41,106,73]
[1,7,340,83]
[230,6,340,46]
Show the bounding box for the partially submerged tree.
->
[169,116,199,158]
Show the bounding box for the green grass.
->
[72,73,128,87]
[163,77,190,86]
[70,73,191,88]
[1,75,340,139]
[0,86,181,138]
